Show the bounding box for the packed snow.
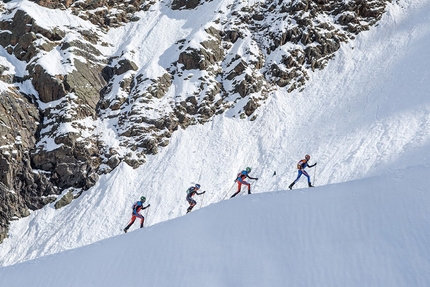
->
[1,0,430,286]
[1,167,430,287]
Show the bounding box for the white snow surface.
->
[1,0,430,286]
[1,168,430,287]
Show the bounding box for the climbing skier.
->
[231,167,258,198]
[288,155,317,189]
[124,196,150,233]
[186,184,206,213]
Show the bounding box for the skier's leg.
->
[230,191,240,198]
[187,199,196,213]
[302,170,310,182]
[237,181,242,192]
[124,215,136,232]
[138,214,145,228]
[302,170,313,187]
[296,170,303,181]
[289,170,302,189]
[243,181,251,194]
[288,181,295,189]
[126,215,136,227]
[231,181,242,198]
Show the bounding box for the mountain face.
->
[0,0,389,243]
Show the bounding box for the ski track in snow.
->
[0,0,429,276]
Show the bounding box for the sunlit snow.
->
[0,0,429,286]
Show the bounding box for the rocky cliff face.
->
[0,0,389,242]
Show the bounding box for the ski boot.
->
[288,182,295,190]
[308,182,314,187]
[230,191,240,198]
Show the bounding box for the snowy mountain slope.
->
[0,0,429,270]
[0,0,391,203]
[96,0,391,164]
[1,165,429,287]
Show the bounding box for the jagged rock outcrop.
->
[54,190,74,209]
[32,0,144,28]
[0,89,57,242]
[0,5,107,242]
[103,0,388,164]
[0,0,390,243]
[171,0,204,10]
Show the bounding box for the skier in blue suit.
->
[289,155,317,189]
[231,167,258,198]
[124,196,150,233]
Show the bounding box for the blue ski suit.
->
[294,159,312,183]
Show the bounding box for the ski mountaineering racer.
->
[186,184,206,213]
[288,155,317,189]
[123,196,151,233]
[231,167,258,198]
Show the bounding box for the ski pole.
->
[144,206,149,227]
[224,182,236,200]
[251,178,259,194]
[273,170,279,191]
[200,191,206,208]
[313,165,317,186]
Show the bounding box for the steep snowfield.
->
[0,1,429,284]
[0,165,429,287]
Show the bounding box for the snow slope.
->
[0,165,429,287]
[0,1,429,284]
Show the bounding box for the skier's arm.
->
[197,191,206,195]
[308,162,317,168]
[143,204,151,209]
[247,175,259,180]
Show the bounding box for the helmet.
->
[140,196,146,202]
[246,167,251,172]
[195,184,201,189]
[305,154,310,160]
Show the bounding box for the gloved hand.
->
[147,204,151,208]
[256,178,259,180]
[203,191,206,194]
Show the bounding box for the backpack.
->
[297,160,306,169]
[187,187,194,195]
[132,201,139,210]
[237,171,246,179]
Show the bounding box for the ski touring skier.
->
[186,184,206,213]
[124,196,151,233]
[288,155,317,189]
[231,167,258,198]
